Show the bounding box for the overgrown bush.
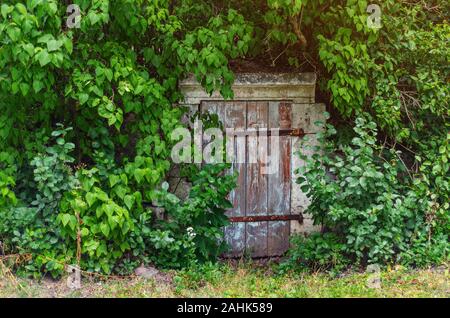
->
[284,115,448,271]
[0,126,77,276]
[282,233,348,273]
[0,124,235,276]
[0,0,246,277]
[152,164,235,268]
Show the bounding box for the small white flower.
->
[186,227,196,238]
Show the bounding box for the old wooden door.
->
[201,101,301,257]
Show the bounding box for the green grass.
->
[0,260,448,298]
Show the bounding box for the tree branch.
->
[289,9,307,48]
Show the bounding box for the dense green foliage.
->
[0,0,448,276]
[0,0,244,276]
[285,116,448,271]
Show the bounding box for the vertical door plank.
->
[223,102,247,257]
[246,102,269,257]
[246,101,268,216]
[268,221,290,256]
[224,102,247,217]
[246,222,268,258]
[200,101,218,118]
[267,102,292,256]
[268,102,292,214]
[224,222,246,258]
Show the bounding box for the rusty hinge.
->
[229,214,303,224]
[284,128,305,137]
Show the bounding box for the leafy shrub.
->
[285,115,448,271]
[0,152,17,210]
[150,164,236,268]
[282,233,348,273]
[0,0,248,276]
[58,166,137,274]
[1,126,235,276]
[0,125,77,276]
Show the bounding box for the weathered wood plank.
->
[268,101,292,215]
[246,221,268,258]
[246,101,268,216]
[290,104,325,235]
[225,102,246,217]
[245,102,269,257]
[200,102,218,155]
[268,221,290,256]
[203,101,247,257]
[267,102,292,256]
[223,223,246,257]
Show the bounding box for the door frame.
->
[178,73,325,257]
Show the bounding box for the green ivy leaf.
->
[60,213,71,227]
[33,79,44,93]
[20,83,30,96]
[6,27,21,42]
[1,4,12,19]
[78,93,89,105]
[80,228,89,237]
[47,39,62,52]
[86,192,97,207]
[36,50,51,67]
[100,223,110,237]
[124,195,134,210]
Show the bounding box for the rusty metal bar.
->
[225,128,306,137]
[229,214,303,223]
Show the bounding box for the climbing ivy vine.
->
[0,0,248,276]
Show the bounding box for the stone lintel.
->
[179,73,316,105]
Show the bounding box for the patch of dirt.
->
[135,265,173,285]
